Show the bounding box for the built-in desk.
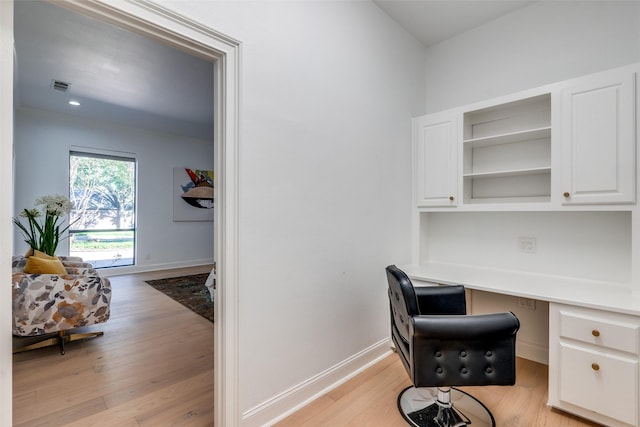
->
[402,262,640,427]
[402,262,640,315]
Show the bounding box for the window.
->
[69,151,136,268]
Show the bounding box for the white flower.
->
[15,194,76,256]
[35,194,74,216]
[19,208,41,218]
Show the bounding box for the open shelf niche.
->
[463,93,551,204]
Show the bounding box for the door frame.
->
[0,1,241,425]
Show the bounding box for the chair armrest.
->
[414,285,466,315]
[410,312,520,387]
[412,312,520,339]
[60,259,96,273]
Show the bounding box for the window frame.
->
[69,148,138,268]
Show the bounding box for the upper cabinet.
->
[413,63,638,211]
[413,112,458,207]
[559,68,637,205]
[462,94,551,204]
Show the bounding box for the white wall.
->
[157,0,424,423]
[423,211,632,284]
[424,0,640,113]
[13,108,214,270]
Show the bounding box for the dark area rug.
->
[145,273,213,322]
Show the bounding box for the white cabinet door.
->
[559,343,638,426]
[560,68,636,205]
[413,112,458,207]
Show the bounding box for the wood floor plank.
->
[134,375,214,426]
[63,371,213,427]
[13,396,107,427]
[102,353,214,408]
[138,390,215,427]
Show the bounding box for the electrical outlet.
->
[517,237,536,254]
[518,297,536,310]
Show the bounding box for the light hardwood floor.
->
[12,266,214,427]
[15,268,601,427]
[275,355,602,427]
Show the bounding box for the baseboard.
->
[242,338,393,427]
[517,339,548,365]
[97,258,214,277]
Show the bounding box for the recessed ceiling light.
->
[68,100,80,106]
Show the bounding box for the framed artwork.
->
[173,167,214,221]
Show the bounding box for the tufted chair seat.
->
[386,265,520,427]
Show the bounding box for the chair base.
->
[398,386,495,427]
[13,330,104,355]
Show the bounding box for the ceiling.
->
[13,0,215,140]
[374,0,537,47]
[13,1,537,139]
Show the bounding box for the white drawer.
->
[559,343,638,426]
[559,309,639,354]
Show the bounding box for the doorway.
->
[1,1,240,425]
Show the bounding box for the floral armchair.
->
[12,255,111,354]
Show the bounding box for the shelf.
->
[462,93,552,204]
[464,166,551,179]
[463,126,551,149]
[462,195,551,204]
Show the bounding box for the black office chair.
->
[386,265,520,427]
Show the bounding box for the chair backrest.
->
[386,265,419,345]
[386,265,520,388]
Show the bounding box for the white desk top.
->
[401,262,640,317]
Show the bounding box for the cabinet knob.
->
[563,192,570,198]
[591,363,600,371]
[592,329,600,337]
[449,196,454,201]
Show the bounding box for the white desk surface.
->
[401,262,640,317]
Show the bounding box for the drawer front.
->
[559,310,639,354]
[559,343,638,426]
